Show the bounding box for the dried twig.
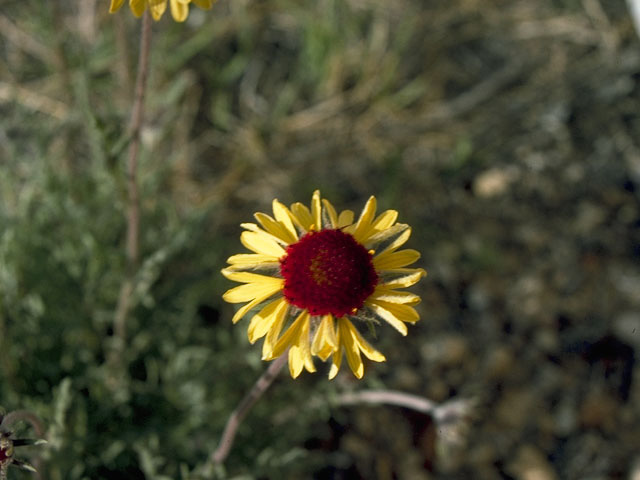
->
[334,390,477,445]
[330,390,476,427]
[334,389,439,414]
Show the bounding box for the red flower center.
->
[0,444,12,464]
[280,229,378,317]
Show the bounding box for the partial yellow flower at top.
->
[222,191,426,379]
[109,0,215,22]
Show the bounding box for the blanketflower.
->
[222,191,426,379]
[0,410,46,477]
[109,0,214,22]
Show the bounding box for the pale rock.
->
[613,312,640,349]
[507,445,558,480]
[629,457,640,480]
[485,346,515,381]
[495,389,537,430]
[473,167,518,197]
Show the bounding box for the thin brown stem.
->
[126,10,152,269]
[209,354,288,466]
[113,11,152,347]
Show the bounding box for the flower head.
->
[109,0,215,22]
[222,191,426,379]
[0,410,46,479]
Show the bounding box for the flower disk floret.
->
[280,229,378,317]
[222,191,426,379]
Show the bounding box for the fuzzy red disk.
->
[0,444,11,463]
[279,229,378,317]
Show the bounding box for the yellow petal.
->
[288,346,304,378]
[305,354,316,373]
[241,231,286,257]
[371,287,421,306]
[339,318,364,379]
[311,315,338,361]
[221,270,280,284]
[262,302,289,359]
[230,291,275,324]
[337,210,354,228]
[372,210,398,231]
[300,317,316,373]
[322,199,338,228]
[379,226,411,254]
[227,253,279,266]
[192,0,214,8]
[351,326,386,362]
[290,202,313,232]
[378,268,426,289]
[352,196,377,242]
[222,278,283,303]
[129,0,147,17]
[365,301,408,335]
[311,190,322,231]
[373,249,421,270]
[288,340,316,378]
[370,299,419,324]
[328,349,342,380]
[169,0,188,21]
[360,210,399,242]
[272,200,298,242]
[270,311,309,359]
[254,212,297,245]
[365,223,410,253]
[247,298,286,343]
[240,222,289,246]
[272,311,316,378]
[110,0,126,12]
[148,0,167,20]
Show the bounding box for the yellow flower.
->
[222,191,426,379]
[109,0,215,22]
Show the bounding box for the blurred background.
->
[1,0,639,478]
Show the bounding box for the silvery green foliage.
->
[0,103,325,479]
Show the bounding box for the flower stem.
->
[209,354,288,466]
[0,410,45,437]
[113,10,152,348]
